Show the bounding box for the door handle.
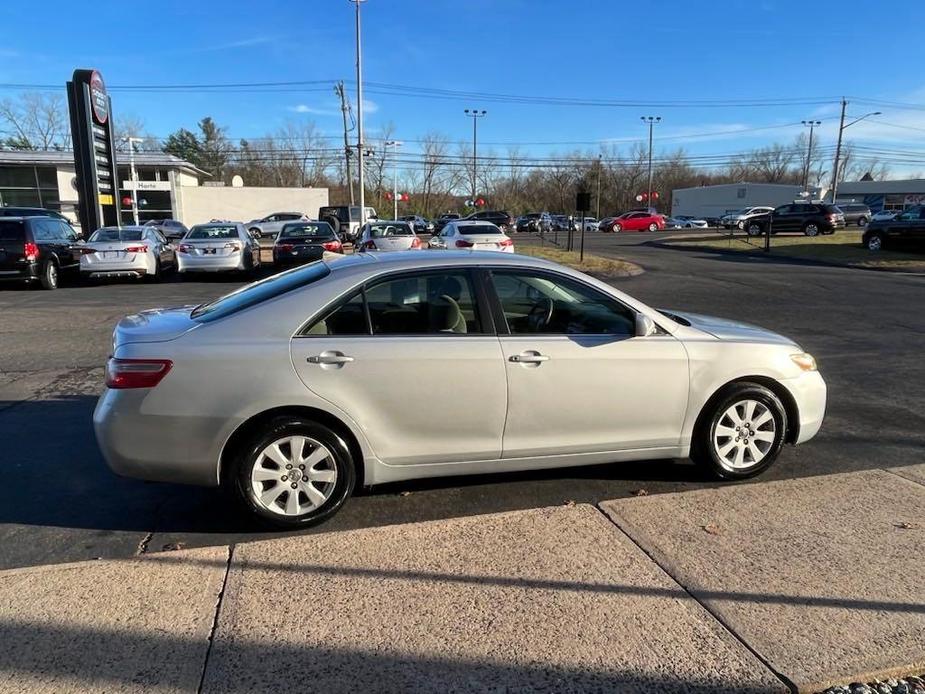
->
[307,352,354,365]
[509,353,549,363]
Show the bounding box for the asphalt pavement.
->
[1,230,923,570]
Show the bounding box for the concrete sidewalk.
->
[1,468,923,693]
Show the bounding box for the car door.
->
[290,268,507,465]
[488,268,689,458]
[51,220,81,270]
[769,205,791,233]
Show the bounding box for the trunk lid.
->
[181,239,241,257]
[113,306,199,348]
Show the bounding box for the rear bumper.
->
[80,256,149,277]
[0,263,39,281]
[177,254,244,272]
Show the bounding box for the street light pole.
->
[126,137,142,226]
[801,119,821,192]
[596,153,602,220]
[464,109,487,203]
[641,116,660,209]
[351,0,367,224]
[830,103,881,204]
[385,140,401,219]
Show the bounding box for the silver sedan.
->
[94,252,826,527]
[177,222,261,275]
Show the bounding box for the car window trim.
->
[295,266,496,338]
[482,266,655,338]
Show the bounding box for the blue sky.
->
[3,0,925,172]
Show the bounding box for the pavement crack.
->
[197,544,234,694]
[591,504,798,693]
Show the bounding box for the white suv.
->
[246,212,308,239]
[721,207,774,230]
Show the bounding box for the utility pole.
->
[351,0,367,224]
[385,140,401,219]
[126,137,142,225]
[641,116,660,209]
[801,120,821,192]
[464,109,487,204]
[334,81,355,205]
[830,101,881,204]
[596,153,603,220]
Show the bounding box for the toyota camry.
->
[94,252,826,527]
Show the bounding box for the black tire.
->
[248,227,262,239]
[230,417,356,528]
[612,223,622,233]
[647,222,658,232]
[865,232,885,251]
[857,216,868,227]
[39,259,59,290]
[322,215,341,238]
[746,222,763,237]
[691,382,787,481]
[802,222,820,237]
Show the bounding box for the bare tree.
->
[0,92,71,150]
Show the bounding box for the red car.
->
[605,211,665,233]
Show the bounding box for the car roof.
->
[326,249,554,275]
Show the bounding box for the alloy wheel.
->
[867,235,883,251]
[250,435,338,516]
[712,399,776,471]
[805,224,819,237]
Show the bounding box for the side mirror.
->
[635,313,657,337]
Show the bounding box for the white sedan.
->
[356,221,424,252]
[80,226,175,281]
[669,215,709,229]
[429,220,514,252]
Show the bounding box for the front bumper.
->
[782,370,827,444]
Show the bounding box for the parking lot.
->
[1,232,924,570]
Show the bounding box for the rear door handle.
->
[509,353,549,363]
[307,352,354,365]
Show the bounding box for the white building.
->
[834,179,925,213]
[671,182,822,219]
[0,150,328,229]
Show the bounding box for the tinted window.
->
[492,271,635,336]
[188,225,238,240]
[368,223,413,237]
[459,224,501,235]
[279,213,302,221]
[33,220,57,241]
[280,222,335,240]
[365,271,481,335]
[192,262,331,322]
[89,228,144,242]
[0,220,24,241]
[307,292,368,336]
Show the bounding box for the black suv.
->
[462,210,515,231]
[862,205,925,251]
[744,203,845,237]
[399,215,434,234]
[836,203,871,227]
[0,216,84,289]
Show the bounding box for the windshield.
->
[279,222,335,240]
[368,223,413,237]
[187,225,238,240]
[192,262,331,322]
[459,224,502,235]
[89,228,144,242]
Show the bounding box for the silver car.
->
[80,226,175,281]
[246,212,309,240]
[94,252,826,527]
[177,222,261,275]
[356,221,423,252]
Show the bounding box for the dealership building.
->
[834,178,925,213]
[0,150,328,230]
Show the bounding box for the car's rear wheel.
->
[40,260,58,290]
[249,227,262,239]
[866,232,884,251]
[692,383,786,480]
[746,222,763,236]
[612,223,622,233]
[803,223,820,237]
[231,417,355,527]
[648,222,658,232]
[857,216,868,227]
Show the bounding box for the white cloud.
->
[363,99,378,114]
[288,104,338,116]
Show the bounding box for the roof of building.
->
[837,179,925,194]
[0,149,209,177]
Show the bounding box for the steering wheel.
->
[527,298,554,332]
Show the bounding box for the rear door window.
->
[0,220,24,242]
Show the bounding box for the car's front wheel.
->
[803,223,820,237]
[865,232,885,251]
[857,216,868,227]
[612,223,622,233]
[648,222,658,232]
[249,228,262,239]
[746,222,763,237]
[692,383,787,480]
[231,417,355,527]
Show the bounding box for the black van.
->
[0,216,84,289]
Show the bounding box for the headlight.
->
[790,353,817,372]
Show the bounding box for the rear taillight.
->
[456,239,474,248]
[499,238,514,247]
[178,243,193,253]
[224,242,242,252]
[125,245,148,253]
[78,247,96,255]
[322,240,342,252]
[276,243,293,253]
[410,237,422,249]
[362,240,377,250]
[24,242,39,261]
[105,358,173,389]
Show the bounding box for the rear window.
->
[368,223,413,237]
[89,229,143,242]
[0,220,24,241]
[280,222,335,240]
[822,205,842,214]
[188,225,238,239]
[459,224,502,235]
[191,262,331,323]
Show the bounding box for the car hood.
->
[113,306,199,348]
[664,310,799,347]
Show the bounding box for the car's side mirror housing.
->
[635,313,657,337]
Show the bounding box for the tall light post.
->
[641,116,660,209]
[125,137,143,225]
[801,120,822,191]
[595,153,603,220]
[385,140,401,219]
[464,109,487,204]
[350,0,367,224]
[830,100,881,204]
